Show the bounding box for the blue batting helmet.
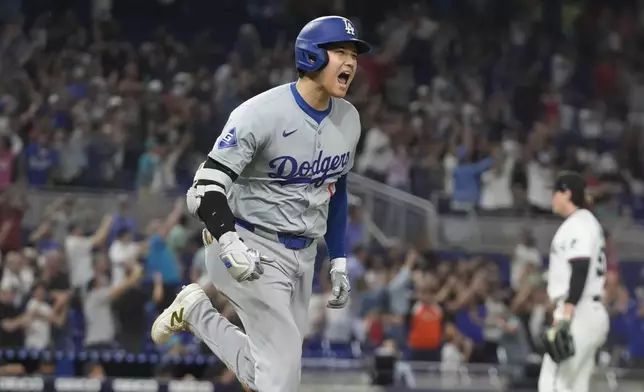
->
[295,16,371,73]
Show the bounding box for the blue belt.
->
[234,218,314,250]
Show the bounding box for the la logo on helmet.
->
[344,19,355,35]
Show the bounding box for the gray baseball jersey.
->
[208,83,361,238]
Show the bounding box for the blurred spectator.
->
[45,196,84,245]
[0,186,27,254]
[108,227,140,286]
[357,120,394,183]
[142,199,184,304]
[316,290,354,344]
[112,268,164,353]
[65,214,113,291]
[525,128,556,215]
[23,282,66,350]
[0,251,33,303]
[0,136,16,190]
[479,147,515,213]
[29,220,58,253]
[440,323,472,373]
[407,280,443,361]
[385,249,416,342]
[24,132,59,188]
[54,124,88,186]
[0,288,25,348]
[510,229,542,291]
[82,253,116,350]
[39,250,71,325]
[450,271,487,358]
[496,305,532,368]
[167,214,189,261]
[450,131,495,211]
[189,234,208,287]
[107,196,137,245]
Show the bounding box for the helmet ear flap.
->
[306,52,318,65]
[295,45,328,73]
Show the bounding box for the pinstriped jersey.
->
[547,209,606,302]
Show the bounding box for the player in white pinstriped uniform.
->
[539,171,609,392]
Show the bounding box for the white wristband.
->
[330,257,347,273]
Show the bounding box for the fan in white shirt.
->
[108,228,141,285]
[0,251,34,302]
[64,215,113,291]
[510,230,542,291]
[526,155,555,213]
[480,149,515,212]
[23,283,66,350]
[356,126,394,182]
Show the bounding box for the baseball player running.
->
[150,16,370,392]
[538,171,610,392]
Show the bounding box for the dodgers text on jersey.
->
[268,150,350,187]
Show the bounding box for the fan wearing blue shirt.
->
[24,134,59,187]
[142,199,185,306]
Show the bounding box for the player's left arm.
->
[325,173,350,309]
[561,224,595,321]
[325,173,348,262]
[325,106,360,309]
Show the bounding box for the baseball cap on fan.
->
[554,171,588,208]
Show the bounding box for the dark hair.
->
[555,171,588,208]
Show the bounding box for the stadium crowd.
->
[0,0,643,389]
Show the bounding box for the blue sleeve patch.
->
[218,128,238,149]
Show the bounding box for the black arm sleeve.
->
[566,258,590,305]
[195,158,238,240]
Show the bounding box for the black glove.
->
[541,320,575,363]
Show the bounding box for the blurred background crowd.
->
[0,0,644,390]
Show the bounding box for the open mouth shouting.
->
[337,71,351,85]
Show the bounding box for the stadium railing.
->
[346,173,440,249]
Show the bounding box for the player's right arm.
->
[187,104,263,239]
[186,105,269,282]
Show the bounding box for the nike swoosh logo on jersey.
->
[282,129,297,137]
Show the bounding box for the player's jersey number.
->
[597,246,607,277]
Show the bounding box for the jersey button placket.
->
[316,127,322,148]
